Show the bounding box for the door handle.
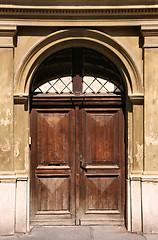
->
[80,154,87,171]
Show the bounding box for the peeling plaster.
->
[135,143,143,161]
[134,143,143,168]
[0,109,12,126]
[0,138,10,152]
[25,145,29,171]
[146,122,158,146]
[14,139,21,158]
[146,134,158,146]
[0,118,10,126]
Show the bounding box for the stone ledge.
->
[0,173,28,183]
[129,173,158,182]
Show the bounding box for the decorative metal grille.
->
[34,76,73,94]
[31,48,124,96]
[82,76,122,94]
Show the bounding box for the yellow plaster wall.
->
[144,48,158,172]
[0,49,14,171]
[14,27,59,76]
[99,27,143,78]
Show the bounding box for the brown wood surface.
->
[30,107,76,225]
[30,97,125,226]
[77,106,125,224]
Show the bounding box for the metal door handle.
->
[80,154,87,170]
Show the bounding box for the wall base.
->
[0,175,28,236]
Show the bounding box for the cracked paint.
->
[135,143,143,169]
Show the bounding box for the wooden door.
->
[30,106,76,225]
[76,105,125,225]
[30,97,125,226]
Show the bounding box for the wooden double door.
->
[30,96,125,226]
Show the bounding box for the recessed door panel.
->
[37,111,69,165]
[85,110,120,165]
[37,176,70,212]
[87,176,118,211]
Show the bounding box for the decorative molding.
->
[0,24,17,36]
[14,94,29,104]
[129,94,144,104]
[0,6,158,19]
[15,28,142,95]
[129,173,158,182]
[141,25,158,48]
[141,25,158,37]
[0,173,28,183]
[0,24,17,47]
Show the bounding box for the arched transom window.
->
[31,48,124,95]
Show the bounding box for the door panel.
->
[37,111,69,165]
[83,109,121,165]
[87,176,118,211]
[30,108,76,225]
[77,107,125,225]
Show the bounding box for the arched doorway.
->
[30,47,125,226]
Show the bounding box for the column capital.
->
[129,94,144,105]
[141,24,158,48]
[0,24,17,47]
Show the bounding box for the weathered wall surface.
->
[144,48,158,172]
[0,4,158,234]
[0,48,14,171]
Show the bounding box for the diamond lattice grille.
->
[82,76,122,94]
[34,77,73,94]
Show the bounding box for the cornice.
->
[0,25,17,36]
[0,24,17,47]
[141,25,158,36]
[0,5,158,19]
[141,24,158,48]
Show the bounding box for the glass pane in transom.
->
[83,76,117,94]
[34,76,72,94]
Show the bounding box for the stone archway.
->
[15,28,143,95]
[14,28,144,232]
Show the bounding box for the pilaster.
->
[0,25,17,235]
[140,24,158,233]
[128,95,144,233]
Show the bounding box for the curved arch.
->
[15,28,143,95]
